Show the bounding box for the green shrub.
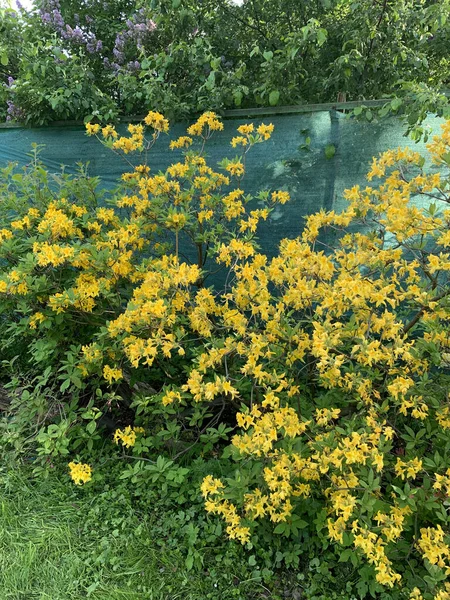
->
[0,112,450,600]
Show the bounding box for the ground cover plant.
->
[0,464,301,600]
[1,0,450,137]
[0,112,449,599]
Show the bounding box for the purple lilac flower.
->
[6,100,26,122]
[39,2,156,74]
[108,11,156,72]
[126,60,141,71]
[39,0,102,53]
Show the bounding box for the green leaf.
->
[274,522,286,534]
[1,52,8,66]
[269,90,280,106]
[317,28,327,46]
[294,519,308,529]
[339,548,352,562]
[86,421,97,435]
[233,90,243,106]
[324,143,336,159]
[263,50,273,61]
[378,104,390,118]
[71,375,83,389]
[86,581,100,596]
[60,378,71,392]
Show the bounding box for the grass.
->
[0,466,289,600]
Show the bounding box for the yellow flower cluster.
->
[37,201,81,239]
[394,457,422,480]
[144,111,169,132]
[418,526,450,573]
[434,468,450,497]
[352,522,402,587]
[201,476,250,543]
[29,312,45,329]
[102,365,122,384]
[427,120,450,164]
[187,111,224,137]
[68,462,92,485]
[225,160,245,177]
[113,124,144,154]
[161,389,182,406]
[230,122,274,147]
[85,122,100,135]
[113,425,145,448]
[169,136,193,150]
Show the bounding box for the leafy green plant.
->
[1,111,450,600]
[2,0,450,134]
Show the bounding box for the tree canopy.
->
[1,0,450,134]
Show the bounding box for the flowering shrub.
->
[193,128,450,597]
[0,110,285,459]
[1,112,450,598]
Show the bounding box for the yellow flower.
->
[0,228,13,243]
[187,112,224,136]
[165,213,188,229]
[201,475,225,497]
[231,136,249,148]
[271,190,290,204]
[225,161,245,177]
[113,425,143,448]
[144,111,169,132]
[101,124,118,139]
[170,136,193,149]
[162,389,182,406]
[68,462,92,485]
[85,123,100,135]
[29,312,45,329]
[256,123,274,140]
[103,365,123,384]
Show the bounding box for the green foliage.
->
[0,114,450,599]
[0,464,300,599]
[10,39,118,125]
[2,0,450,133]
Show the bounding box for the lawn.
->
[0,465,295,600]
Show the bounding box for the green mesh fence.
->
[0,110,445,258]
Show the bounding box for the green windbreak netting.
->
[0,111,445,258]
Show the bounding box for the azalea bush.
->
[1,112,450,599]
[0,110,285,462]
